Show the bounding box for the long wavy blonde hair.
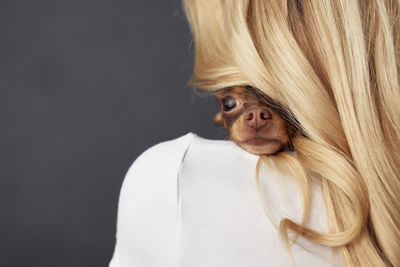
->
[181,0,400,266]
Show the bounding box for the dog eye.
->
[222,97,237,112]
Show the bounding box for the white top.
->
[109,132,341,267]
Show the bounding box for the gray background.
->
[0,0,226,266]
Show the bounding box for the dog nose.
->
[244,107,272,130]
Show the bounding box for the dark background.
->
[0,1,226,266]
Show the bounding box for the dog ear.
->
[213,112,223,126]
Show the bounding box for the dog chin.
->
[236,139,282,155]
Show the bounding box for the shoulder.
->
[118,132,195,208]
[111,132,250,265]
[111,132,197,266]
[116,131,254,225]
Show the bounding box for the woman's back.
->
[109,133,341,266]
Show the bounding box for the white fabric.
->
[109,132,341,267]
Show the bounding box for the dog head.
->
[213,86,295,155]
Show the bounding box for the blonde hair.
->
[181,0,400,266]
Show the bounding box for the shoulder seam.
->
[176,133,194,207]
[175,133,193,264]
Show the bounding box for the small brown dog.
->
[213,86,295,155]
